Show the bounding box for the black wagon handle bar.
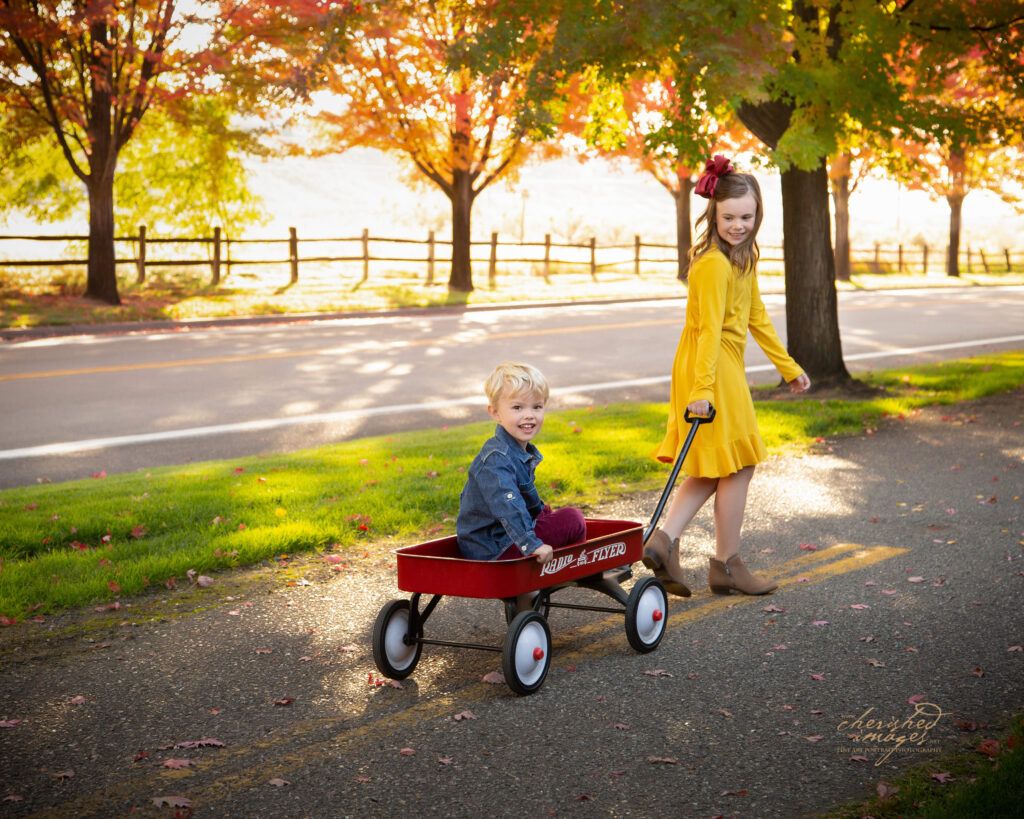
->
[643,404,716,544]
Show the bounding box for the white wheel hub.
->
[513,621,549,686]
[383,609,417,670]
[635,587,666,644]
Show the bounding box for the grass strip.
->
[0,351,1021,618]
[825,713,1024,818]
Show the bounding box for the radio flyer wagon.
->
[371,409,714,695]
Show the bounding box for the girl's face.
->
[715,193,758,247]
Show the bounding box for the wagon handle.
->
[643,404,715,544]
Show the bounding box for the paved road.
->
[1,285,1023,487]
[0,389,1021,816]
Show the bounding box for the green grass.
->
[0,351,1022,619]
[825,714,1024,818]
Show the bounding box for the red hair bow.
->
[694,154,733,199]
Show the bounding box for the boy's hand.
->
[533,544,554,564]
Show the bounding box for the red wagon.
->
[371,409,713,695]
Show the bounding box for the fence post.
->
[136,224,146,284]
[543,233,551,282]
[488,232,498,288]
[966,246,972,274]
[873,242,881,273]
[634,234,641,277]
[589,237,597,281]
[922,243,929,275]
[1005,248,1012,272]
[361,228,369,284]
[979,248,990,273]
[898,243,904,273]
[289,227,299,284]
[211,226,221,286]
[426,230,435,284]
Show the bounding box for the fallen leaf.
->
[69,695,87,705]
[971,666,984,678]
[386,680,403,689]
[955,719,978,732]
[162,759,193,770]
[715,709,734,719]
[811,620,829,627]
[810,673,826,681]
[876,781,899,800]
[865,659,887,668]
[2,795,24,802]
[762,604,785,613]
[481,671,505,685]
[255,648,272,655]
[0,719,23,728]
[151,796,192,808]
[52,770,74,781]
[437,756,454,766]
[646,756,678,765]
[850,755,870,763]
[643,669,674,678]
[268,778,290,787]
[613,722,631,730]
[907,694,925,704]
[173,738,225,749]
[977,739,1001,758]
[771,644,788,651]
[130,525,146,539]
[805,735,824,742]
[931,772,954,783]
[799,543,818,551]
[399,747,416,756]
[1007,645,1023,652]
[721,788,749,797]
[273,697,294,707]
[452,710,477,722]
[850,604,870,610]
[907,576,925,583]
[355,775,370,783]
[196,575,214,588]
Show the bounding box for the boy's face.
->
[488,390,546,448]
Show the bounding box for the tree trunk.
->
[674,176,694,280]
[831,171,851,282]
[780,162,850,387]
[946,194,963,278]
[448,169,475,292]
[85,169,120,304]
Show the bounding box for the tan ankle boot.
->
[642,529,692,597]
[708,554,777,595]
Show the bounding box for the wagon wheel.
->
[502,612,552,696]
[624,577,668,653]
[372,599,423,679]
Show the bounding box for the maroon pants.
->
[498,506,587,560]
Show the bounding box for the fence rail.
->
[0,227,1019,289]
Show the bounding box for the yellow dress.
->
[655,248,804,478]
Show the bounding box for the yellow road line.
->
[30,542,899,817]
[2,319,680,383]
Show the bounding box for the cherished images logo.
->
[835,701,951,765]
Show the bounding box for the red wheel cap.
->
[652,609,663,622]
[532,646,545,661]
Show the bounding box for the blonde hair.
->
[484,362,550,405]
[689,171,763,276]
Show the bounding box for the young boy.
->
[456,362,586,564]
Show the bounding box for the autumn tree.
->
[306,0,546,292]
[0,0,349,304]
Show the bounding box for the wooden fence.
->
[0,228,1019,287]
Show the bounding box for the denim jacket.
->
[456,425,545,560]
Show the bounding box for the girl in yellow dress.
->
[644,156,811,597]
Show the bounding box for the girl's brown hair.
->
[688,172,763,276]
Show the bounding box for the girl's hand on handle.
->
[533,544,554,564]
[789,373,811,394]
[686,399,711,418]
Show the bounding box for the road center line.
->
[36,542,904,817]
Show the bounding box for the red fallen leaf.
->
[643,669,673,678]
[273,697,294,707]
[562,664,577,672]
[575,794,591,801]
[977,739,1001,758]
[452,710,477,722]
[881,589,898,595]
[133,750,149,762]
[0,719,23,728]
[865,659,886,668]
[152,796,192,808]
[399,747,416,756]
[268,778,290,787]
[646,756,678,765]
[437,757,454,766]
[107,580,121,594]
[614,722,631,730]
[907,576,925,583]
[94,601,121,612]
[805,735,824,742]
[721,788,749,797]
[52,769,75,780]
[811,709,824,715]
[876,781,898,800]
[162,759,193,769]
[771,644,788,651]
[859,636,876,643]
[811,620,829,627]
[165,577,177,590]
[762,604,785,613]
[91,471,106,479]
[69,541,89,551]
[355,775,370,783]
[971,666,984,678]
[130,525,146,539]
[386,680,403,689]
[69,695,87,705]
[799,543,818,551]
[227,610,241,616]
[173,738,225,749]
[24,503,38,511]
[1007,645,1023,652]
[208,707,222,715]
[234,467,245,474]
[324,555,344,564]
[339,644,358,653]
[810,673,826,681]
[255,648,272,655]
[954,719,978,732]
[196,575,214,588]
[481,671,505,685]
[908,694,925,704]
[850,604,870,610]
[0,617,17,627]
[931,772,954,783]
[3,794,24,802]
[715,709,734,719]
[101,534,112,544]
[850,755,870,763]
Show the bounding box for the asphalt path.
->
[1,285,1023,487]
[0,389,1021,816]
